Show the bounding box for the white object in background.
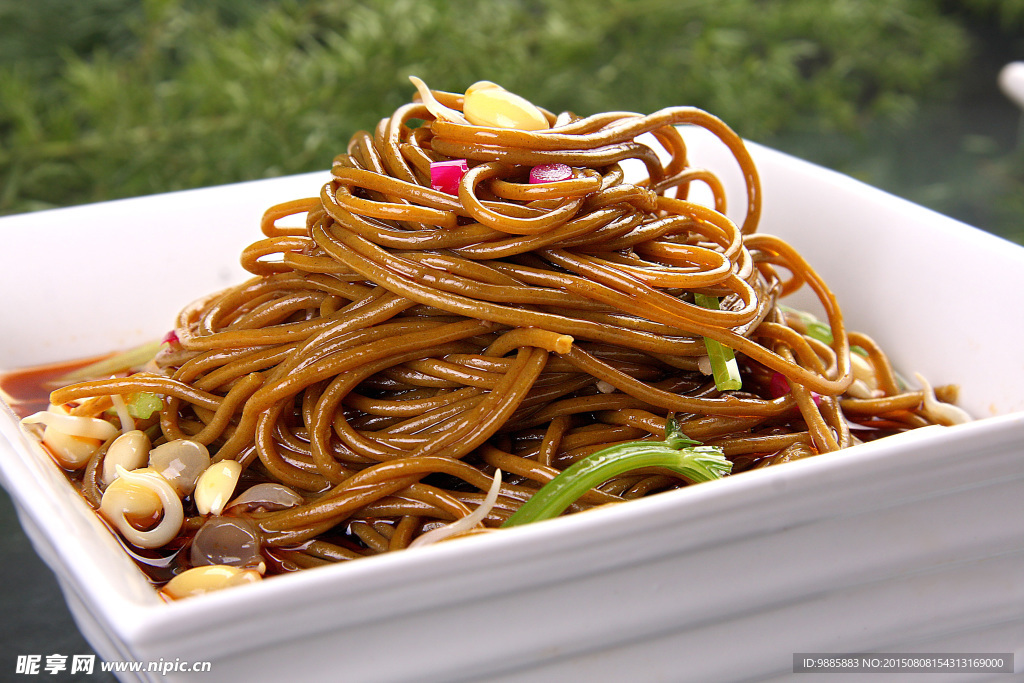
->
[998,61,1024,111]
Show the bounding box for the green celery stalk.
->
[502,418,731,527]
[54,339,164,385]
[693,293,742,391]
[127,392,163,419]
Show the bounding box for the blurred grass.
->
[1,0,1022,242]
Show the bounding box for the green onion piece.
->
[805,321,834,345]
[54,340,164,385]
[779,305,836,346]
[502,418,732,528]
[693,293,742,391]
[851,345,868,357]
[127,392,163,419]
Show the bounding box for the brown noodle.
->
[46,82,954,569]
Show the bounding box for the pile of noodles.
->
[49,81,957,566]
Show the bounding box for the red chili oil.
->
[0,356,109,418]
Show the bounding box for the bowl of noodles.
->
[0,79,1022,681]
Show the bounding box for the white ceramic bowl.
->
[1,130,1022,682]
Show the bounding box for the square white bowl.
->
[1,131,1022,682]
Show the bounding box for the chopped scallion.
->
[805,321,833,345]
[779,304,839,346]
[693,293,742,391]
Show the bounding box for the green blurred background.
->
[2,0,1023,243]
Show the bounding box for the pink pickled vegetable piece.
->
[769,372,791,399]
[430,159,469,195]
[769,372,821,404]
[162,330,179,346]
[529,163,572,184]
